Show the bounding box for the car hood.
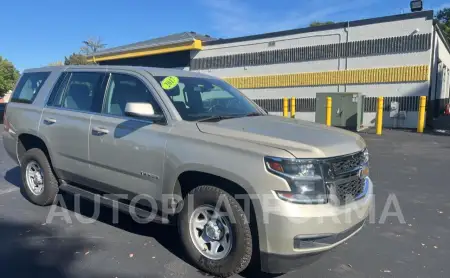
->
[196,116,366,158]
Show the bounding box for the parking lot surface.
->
[0,126,449,278]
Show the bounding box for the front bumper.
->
[261,218,366,273]
[260,252,324,274]
[259,177,373,273]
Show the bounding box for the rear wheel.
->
[20,148,59,206]
[178,185,253,277]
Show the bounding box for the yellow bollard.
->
[283,97,288,117]
[376,97,384,135]
[417,96,426,133]
[291,97,296,118]
[326,97,332,126]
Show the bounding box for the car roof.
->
[23,65,215,79]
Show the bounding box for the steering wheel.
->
[207,104,228,112]
[226,98,242,108]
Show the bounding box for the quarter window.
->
[46,72,69,106]
[11,72,50,103]
[103,73,163,117]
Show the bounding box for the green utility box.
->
[315,93,365,131]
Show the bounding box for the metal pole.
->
[283,98,288,118]
[417,96,426,133]
[376,97,384,135]
[326,97,332,126]
[291,97,296,118]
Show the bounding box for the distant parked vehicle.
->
[0,103,6,123]
[3,65,372,277]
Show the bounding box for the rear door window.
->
[11,72,50,103]
[50,72,106,113]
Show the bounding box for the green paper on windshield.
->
[161,76,179,90]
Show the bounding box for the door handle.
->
[43,118,57,125]
[92,126,109,135]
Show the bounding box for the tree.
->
[0,56,20,97]
[60,37,105,66]
[80,37,107,55]
[64,53,90,65]
[48,61,64,66]
[310,21,335,27]
[436,8,450,43]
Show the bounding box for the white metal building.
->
[89,10,450,128]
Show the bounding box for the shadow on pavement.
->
[3,167,290,277]
[59,191,182,249]
[59,192,283,278]
[0,219,90,277]
[5,166,21,188]
[5,166,34,203]
[0,218,148,278]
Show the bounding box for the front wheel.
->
[178,185,253,277]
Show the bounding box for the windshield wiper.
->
[198,115,239,122]
[197,112,264,122]
[245,112,264,117]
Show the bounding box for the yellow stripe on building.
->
[223,65,429,89]
[88,39,203,62]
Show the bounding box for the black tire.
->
[20,148,59,206]
[178,185,253,277]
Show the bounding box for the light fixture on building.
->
[410,0,423,12]
[410,28,420,35]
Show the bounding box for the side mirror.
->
[124,102,164,122]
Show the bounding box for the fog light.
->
[276,191,327,204]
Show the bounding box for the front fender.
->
[164,162,269,252]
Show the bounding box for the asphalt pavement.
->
[0,127,449,278]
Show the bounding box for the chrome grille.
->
[331,177,365,204]
[323,150,366,205]
[329,151,365,176]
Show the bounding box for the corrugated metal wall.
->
[253,96,421,112]
[191,34,431,70]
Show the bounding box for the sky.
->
[1,0,450,71]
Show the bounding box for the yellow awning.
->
[87,39,203,62]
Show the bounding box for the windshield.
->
[153,75,263,121]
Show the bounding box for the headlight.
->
[360,148,370,179]
[264,157,327,204]
[363,148,369,164]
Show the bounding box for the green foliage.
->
[309,21,335,27]
[436,8,450,43]
[48,61,64,66]
[64,53,90,65]
[60,37,106,66]
[0,56,20,97]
